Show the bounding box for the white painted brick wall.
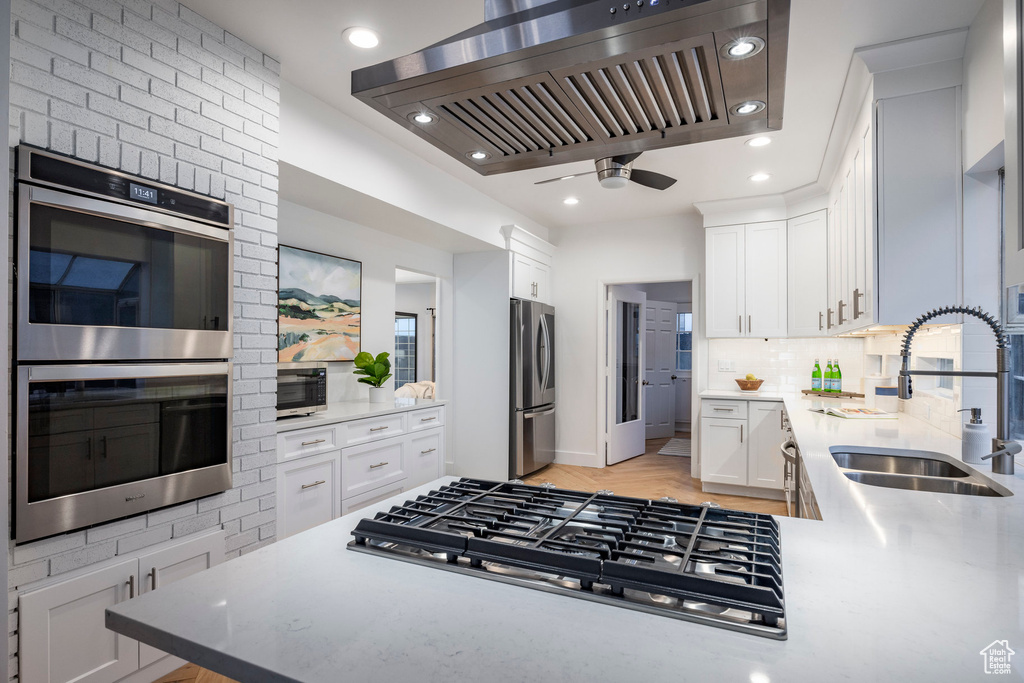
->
[6,1,279,679]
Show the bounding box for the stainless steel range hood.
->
[352,0,790,175]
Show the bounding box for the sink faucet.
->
[898,306,1016,475]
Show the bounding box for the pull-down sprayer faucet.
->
[897,306,1018,475]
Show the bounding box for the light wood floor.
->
[523,434,788,516]
[165,434,783,682]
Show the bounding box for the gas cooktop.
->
[348,479,786,639]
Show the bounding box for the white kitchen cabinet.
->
[407,428,445,487]
[705,222,787,338]
[341,438,406,501]
[699,399,785,495]
[699,416,748,485]
[277,449,342,540]
[19,529,224,683]
[510,251,551,303]
[747,402,786,489]
[787,210,828,337]
[340,480,406,516]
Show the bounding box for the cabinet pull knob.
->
[149,567,159,591]
[126,575,135,599]
[420,416,437,422]
[369,461,389,469]
[301,480,326,489]
[421,448,437,454]
[301,438,326,446]
[370,426,389,432]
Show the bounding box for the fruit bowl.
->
[735,378,764,392]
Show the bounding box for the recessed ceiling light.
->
[746,136,772,147]
[721,37,765,60]
[749,172,772,182]
[731,100,766,116]
[343,27,379,49]
[469,151,489,160]
[563,197,579,205]
[409,112,435,124]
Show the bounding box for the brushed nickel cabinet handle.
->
[748,315,752,333]
[370,426,389,432]
[740,425,744,443]
[819,311,824,331]
[369,461,389,469]
[713,407,734,412]
[853,288,864,319]
[738,315,742,333]
[126,575,135,599]
[420,416,437,422]
[421,448,437,454]
[301,480,326,490]
[149,567,159,591]
[301,438,326,446]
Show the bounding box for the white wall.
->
[278,200,453,407]
[278,82,550,249]
[395,282,436,383]
[550,214,705,468]
[707,338,865,393]
[963,0,1004,170]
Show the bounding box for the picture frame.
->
[278,244,362,362]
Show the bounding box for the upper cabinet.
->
[502,225,554,305]
[706,221,787,338]
[787,210,829,337]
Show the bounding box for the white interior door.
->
[607,285,646,465]
[644,300,676,439]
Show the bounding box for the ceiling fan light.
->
[599,175,629,189]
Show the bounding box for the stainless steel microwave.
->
[277,363,328,418]
[16,145,234,362]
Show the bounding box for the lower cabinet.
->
[700,399,785,492]
[276,405,447,535]
[19,529,224,683]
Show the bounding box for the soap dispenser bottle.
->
[959,408,990,464]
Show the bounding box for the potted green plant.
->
[353,351,392,403]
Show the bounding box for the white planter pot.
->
[368,387,390,403]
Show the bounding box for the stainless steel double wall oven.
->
[14,145,235,543]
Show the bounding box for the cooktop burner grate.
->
[349,478,786,639]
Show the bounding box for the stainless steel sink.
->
[831,451,970,478]
[829,446,1013,498]
[842,471,1006,497]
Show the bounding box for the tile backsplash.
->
[707,337,865,394]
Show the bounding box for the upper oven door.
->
[17,185,233,361]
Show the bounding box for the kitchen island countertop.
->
[276,397,446,433]
[107,400,1024,682]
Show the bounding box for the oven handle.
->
[25,362,232,382]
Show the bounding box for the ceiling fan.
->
[533,152,677,191]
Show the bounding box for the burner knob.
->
[509,479,525,485]
[622,3,629,9]
[658,496,678,503]
[700,501,722,508]
[609,6,616,13]
[596,489,614,496]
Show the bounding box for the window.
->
[394,313,417,389]
[675,312,692,371]
[936,358,954,391]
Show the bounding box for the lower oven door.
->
[15,363,233,544]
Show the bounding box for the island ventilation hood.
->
[351,0,790,175]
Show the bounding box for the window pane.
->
[394,314,417,389]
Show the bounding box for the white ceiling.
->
[182,0,988,233]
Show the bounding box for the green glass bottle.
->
[824,359,834,392]
[833,359,843,394]
[812,359,822,391]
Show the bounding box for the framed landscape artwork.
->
[278,245,362,362]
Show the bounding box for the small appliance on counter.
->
[277,362,328,418]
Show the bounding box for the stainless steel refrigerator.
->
[510,299,556,478]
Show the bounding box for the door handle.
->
[301,480,326,489]
[524,407,556,418]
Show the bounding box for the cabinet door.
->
[852,124,874,326]
[407,428,444,489]
[20,558,139,683]
[341,439,406,500]
[705,225,745,337]
[699,417,748,485]
[137,531,225,668]
[744,221,787,337]
[277,450,341,539]
[787,211,828,337]
[532,260,551,304]
[511,252,534,300]
[747,402,786,489]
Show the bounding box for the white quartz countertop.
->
[276,398,446,433]
[108,401,1024,682]
[700,388,791,401]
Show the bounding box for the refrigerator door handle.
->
[539,313,551,393]
[524,407,556,418]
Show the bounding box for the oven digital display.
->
[130,182,158,204]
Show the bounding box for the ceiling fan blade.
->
[610,152,643,166]
[534,171,595,185]
[629,168,677,191]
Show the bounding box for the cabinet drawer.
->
[407,428,444,489]
[344,412,406,446]
[702,399,748,419]
[279,425,339,461]
[341,480,405,516]
[408,406,444,432]
[342,439,406,499]
[278,452,341,539]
